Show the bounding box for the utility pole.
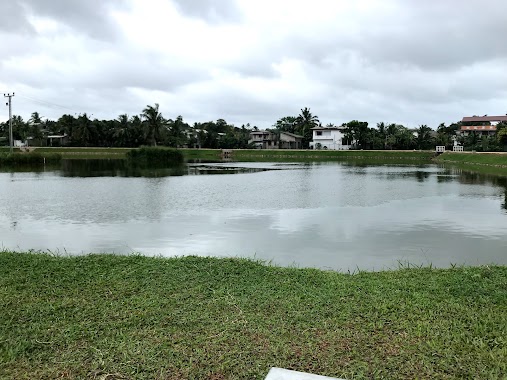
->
[4,93,15,153]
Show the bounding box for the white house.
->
[309,126,352,150]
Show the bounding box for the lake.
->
[1,160,506,271]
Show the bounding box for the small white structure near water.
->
[309,126,352,150]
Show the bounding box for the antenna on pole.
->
[4,92,15,153]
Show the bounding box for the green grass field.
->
[437,152,507,167]
[23,147,434,162]
[31,147,132,159]
[232,149,434,162]
[436,152,507,176]
[1,252,505,379]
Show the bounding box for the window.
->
[316,131,322,136]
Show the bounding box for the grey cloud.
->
[171,0,242,23]
[3,47,210,93]
[82,58,210,92]
[0,2,34,34]
[1,0,129,40]
[275,1,507,71]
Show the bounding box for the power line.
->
[17,94,77,113]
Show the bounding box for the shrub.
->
[126,147,184,166]
[0,152,62,165]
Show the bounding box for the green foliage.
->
[295,107,320,148]
[1,252,506,379]
[4,105,504,153]
[126,147,184,166]
[273,116,298,133]
[496,122,507,150]
[0,152,62,165]
[343,120,370,149]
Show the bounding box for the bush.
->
[0,152,62,165]
[126,147,184,166]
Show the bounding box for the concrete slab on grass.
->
[265,367,345,380]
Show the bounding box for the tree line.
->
[0,104,252,149]
[272,108,507,151]
[1,104,506,151]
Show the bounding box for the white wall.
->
[310,129,351,150]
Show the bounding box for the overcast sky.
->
[1,0,506,129]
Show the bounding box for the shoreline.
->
[3,148,507,177]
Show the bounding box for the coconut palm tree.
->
[377,122,387,149]
[416,125,433,150]
[296,107,320,148]
[142,103,166,146]
[75,113,95,147]
[113,114,130,147]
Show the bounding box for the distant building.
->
[458,115,507,137]
[46,134,69,147]
[279,132,303,149]
[249,131,277,149]
[309,126,352,150]
[248,131,303,149]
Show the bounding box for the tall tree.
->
[166,115,188,147]
[11,115,29,141]
[74,113,96,147]
[343,120,370,149]
[416,125,434,150]
[273,116,297,133]
[142,103,165,146]
[377,122,387,149]
[113,114,131,147]
[295,107,319,148]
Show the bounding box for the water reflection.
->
[60,159,186,177]
[58,159,277,177]
[0,161,506,270]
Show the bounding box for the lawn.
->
[1,252,505,379]
[232,149,434,162]
[437,152,507,167]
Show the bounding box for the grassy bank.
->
[436,152,507,176]
[1,252,505,379]
[32,147,132,159]
[232,149,434,162]
[25,148,434,163]
[31,148,221,162]
[180,148,222,161]
[437,152,507,167]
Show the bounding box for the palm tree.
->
[142,103,166,146]
[113,114,130,147]
[416,125,433,150]
[377,122,387,149]
[75,113,95,147]
[296,107,320,148]
[386,123,399,149]
[28,112,44,145]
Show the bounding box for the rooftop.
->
[462,115,507,122]
[281,131,303,138]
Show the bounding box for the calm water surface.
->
[1,160,506,270]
